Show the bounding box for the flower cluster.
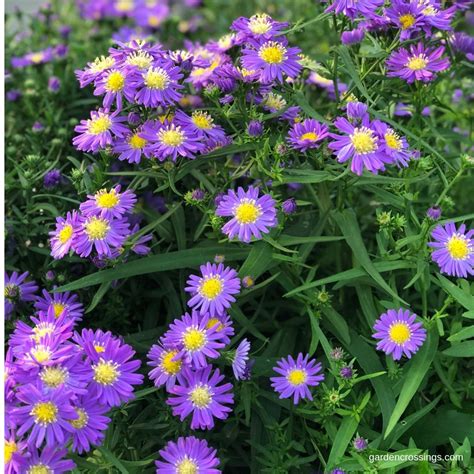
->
[11,45,68,69]
[5,286,143,472]
[49,185,152,262]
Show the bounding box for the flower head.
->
[49,211,81,259]
[288,119,329,152]
[80,185,137,219]
[147,341,184,390]
[4,271,38,318]
[35,289,84,323]
[231,13,288,42]
[232,338,251,380]
[18,446,75,473]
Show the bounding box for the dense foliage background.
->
[4,0,474,472]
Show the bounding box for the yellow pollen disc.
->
[91,56,115,73]
[93,360,120,385]
[159,128,185,147]
[183,328,206,351]
[115,0,134,12]
[70,408,89,429]
[300,132,318,141]
[148,15,162,27]
[248,14,272,34]
[58,224,73,244]
[206,318,224,332]
[240,67,256,77]
[406,55,428,71]
[30,53,44,63]
[385,131,402,150]
[31,346,51,364]
[263,93,286,110]
[351,128,377,154]
[53,302,66,318]
[399,14,416,29]
[192,111,213,130]
[161,350,182,375]
[199,277,223,300]
[94,343,105,353]
[32,323,54,342]
[144,67,170,90]
[31,401,58,425]
[106,71,125,92]
[40,367,68,388]
[28,464,51,474]
[389,322,411,344]
[287,368,307,386]
[235,201,261,224]
[218,34,234,49]
[87,115,112,135]
[85,217,110,240]
[96,190,120,209]
[126,51,153,69]
[259,42,286,64]
[129,133,147,149]
[5,440,17,463]
[189,386,212,408]
[446,235,470,260]
[422,5,437,16]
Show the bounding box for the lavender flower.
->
[232,338,251,380]
[49,211,81,259]
[4,271,38,318]
[80,185,137,219]
[147,341,183,390]
[287,119,329,152]
[282,198,297,215]
[427,206,442,220]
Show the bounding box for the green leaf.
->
[384,328,439,438]
[442,342,474,357]
[435,275,474,311]
[327,416,360,469]
[238,241,274,279]
[97,447,128,474]
[448,326,474,342]
[338,45,372,104]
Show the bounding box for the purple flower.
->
[74,215,130,258]
[167,365,234,430]
[113,125,153,164]
[325,0,384,19]
[340,366,353,379]
[386,43,450,84]
[288,119,329,152]
[48,76,61,92]
[185,262,241,317]
[270,353,325,404]
[175,109,227,144]
[282,198,297,215]
[341,27,366,45]
[155,436,221,473]
[385,0,425,40]
[427,206,442,220]
[347,102,369,122]
[14,384,77,447]
[43,169,62,189]
[147,341,183,390]
[75,55,116,88]
[4,429,27,473]
[80,185,137,219]
[6,89,21,101]
[32,121,44,133]
[353,436,368,451]
[35,289,84,323]
[450,32,474,60]
[428,222,474,277]
[247,120,264,137]
[94,68,136,110]
[232,338,251,380]
[73,109,129,153]
[372,120,413,167]
[373,308,427,360]
[216,186,278,243]
[258,91,300,121]
[49,210,81,259]
[18,446,75,473]
[231,14,288,43]
[11,48,55,68]
[162,311,226,369]
[241,39,302,84]
[4,271,38,318]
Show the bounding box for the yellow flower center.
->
[446,235,470,260]
[384,131,402,150]
[115,0,134,12]
[406,55,428,71]
[28,464,51,474]
[199,276,223,300]
[5,440,17,463]
[148,15,162,27]
[53,302,66,318]
[96,190,120,209]
[262,92,286,111]
[31,401,58,425]
[161,350,182,375]
[84,217,110,240]
[4,284,18,299]
[31,346,52,364]
[32,322,54,342]
[94,343,106,353]
[287,368,307,386]
[300,132,318,141]
[144,67,170,90]
[159,127,185,147]
[129,133,147,149]
[248,14,272,34]
[206,317,224,332]
[87,115,112,135]
[40,366,68,388]
[176,458,198,474]
[90,55,115,73]
[183,328,207,351]
[70,408,89,429]
[126,51,153,69]
[235,201,261,224]
[218,34,234,49]
[30,53,44,64]
[259,42,286,64]
[351,128,377,154]
[93,360,120,385]
[239,67,257,78]
[105,71,125,92]
[58,224,73,244]
[399,14,416,29]
[189,385,212,408]
[389,322,411,344]
[192,111,213,130]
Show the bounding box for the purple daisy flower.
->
[14,384,77,448]
[201,313,235,346]
[232,338,251,380]
[385,0,425,40]
[74,214,130,258]
[241,39,302,83]
[270,353,325,404]
[70,394,111,453]
[80,185,137,219]
[73,109,129,153]
[372,308,427,360]
[35,289,84,323]
[75,55,116,88]
[4,429,27,474]
[428,222,474,277]
[155,436,221,473]
[216,186,278,243]
[419,0,454,34]
[48,75,61,92]
[372,120,413,167]
[113,125,153,164]
[231,13,288,43]
[18,446,75,473]
[49,210,81,259]
[4,271,38,318]
[11,47,55,68]
[162,311,226,369]
[258,91,300,122]
[94,68,136,110]
[325,0,384,19]
[167,365,234,430]
[328,116,391,175]
[185,262,241,317]
[85,336,143,407]
[147,341,184,391]
[175,109,227,144]
[386,43,450,84]
[287,119,329,152]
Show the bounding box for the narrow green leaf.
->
[327,416,360,469]
[443,342,474,357]
[97,447,128,474]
